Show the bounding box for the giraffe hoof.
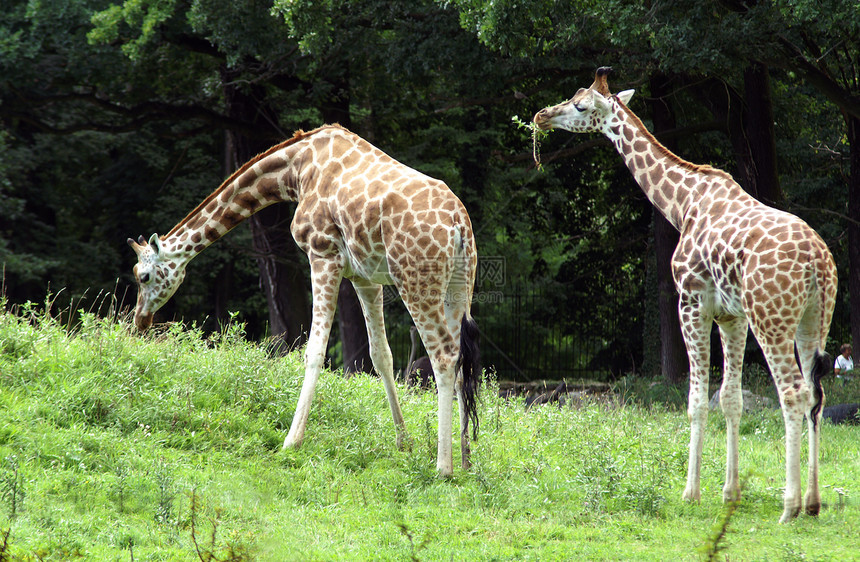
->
[436,461,454,478]
[682,487,700,503]
[461,446,472,470]
[723,487,741,503]
[779,506,801,524]
[396,432,414,452]
[804,490,821,517]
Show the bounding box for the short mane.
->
[164,125,346,239]
[614,98,735,182]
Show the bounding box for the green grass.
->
[0,299,858,561]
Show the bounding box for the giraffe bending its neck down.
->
[534,68,837,522]
[128,125,480,476]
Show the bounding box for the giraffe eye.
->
[139,272,151,284]
[573,103,585,112]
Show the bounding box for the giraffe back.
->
[672,177,836,344]
[290,127,477,295]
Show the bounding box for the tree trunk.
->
[338,280,371,373]
[320,73,373,375]
[738,64,783,368]
[693,67,785,370]
[741,63,783,208]
[223,72,311,353]
[847,114,860,355]
[212,258,234,323]
[649,74,690,384]
[248,203,311,354]
[696,67,784,207]
[654,211,688,384]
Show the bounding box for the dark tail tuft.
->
[458,314,481,440]
[810,350,829,430]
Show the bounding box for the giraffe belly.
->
[682,275,745,321]
[342,246,394,284]
[713,285,745,321]
[700,266,745,319]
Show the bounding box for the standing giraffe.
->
[534,68,836,522]
[127,124,480,476]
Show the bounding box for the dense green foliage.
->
[1,0,858,378]
[1,301,859,559]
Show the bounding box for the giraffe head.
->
[127,234,186,331]
[533,67,635,134]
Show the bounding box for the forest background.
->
[2,0,859,385]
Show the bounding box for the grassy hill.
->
[1,297,858,561]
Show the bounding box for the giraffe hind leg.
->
[405,300,459,477]
[352,279,410,451]
[802,351,828,517]
[795,306,829,517]
[757,336,806,523]
[444,273,480,470]
[456,313,480,469]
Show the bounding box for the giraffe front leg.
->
[283,258,341,450]
[352,280,411,451]
[682,375,709,503]
[717,317,747,503]
[679,297,712,504]
[283,347,325,449]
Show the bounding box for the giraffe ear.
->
[591,89,611,113]
[148,233,162,255]
[616,89,635,105]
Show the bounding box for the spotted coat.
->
[534,68,837,523]
[128,125,479,476]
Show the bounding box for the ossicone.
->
[128,234,160,256]
[127,236,145,255]
[589,66,613,97]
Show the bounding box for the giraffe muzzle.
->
[134,311,154,331]
[533,109,555,130]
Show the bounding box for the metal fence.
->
[384,285,625,382]
[382,283,853,383]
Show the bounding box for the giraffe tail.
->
[807,241,836,431]
[809,350,828,431]
[458,314,481,440]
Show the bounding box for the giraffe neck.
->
[604,101,737,231]
[157,132,313,264]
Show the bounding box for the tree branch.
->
[159,30,312,98]
[776,35,860,120]
[501,120,726,165]
[3,88,282,140]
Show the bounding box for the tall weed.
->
[0,297,857,560]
